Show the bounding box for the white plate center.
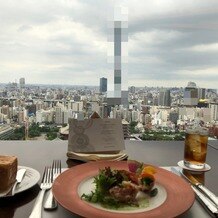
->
[78,176,167,213]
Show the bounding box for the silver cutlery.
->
[12,168,26,196]
[176,168,218,207]
[44,160,61,210]
[29,166,52,218]
[171,167,218,215]
[4,168,26,197]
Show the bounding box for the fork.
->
[29,166,52,218]
[44,160,61,210]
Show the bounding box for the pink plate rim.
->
[52,161,195,218]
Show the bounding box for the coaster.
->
[177,160,211,172]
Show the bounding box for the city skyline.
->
[1,79,217,90]
[0,80,217,91]
[0,82,217,140]
[0,1,218,88]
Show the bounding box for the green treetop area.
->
[140,130,185,141]
[7,123,60,140]
[129,121,185,141]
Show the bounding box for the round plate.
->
[0,166,40,198]
[177,160,211,172]
[53,161,195,218]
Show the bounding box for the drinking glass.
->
[184,126,208,169]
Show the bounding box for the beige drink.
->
[184,127,208,169]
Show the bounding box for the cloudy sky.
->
[0,0,218,89]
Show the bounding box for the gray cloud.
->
[0,0,217,88]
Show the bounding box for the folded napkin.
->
[66,150,128,162]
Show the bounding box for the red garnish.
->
[127,160,142,173]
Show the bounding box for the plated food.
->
[82,160,158,209]
[52,161,195,218]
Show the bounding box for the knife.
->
[172,167,218,208]
[184,170,218,208]
[11,168,27,196]
[171,167,218,215]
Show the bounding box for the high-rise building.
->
[18,109,27,124]
[183,82,198,106]
[35,100,44,111]
[210,103,218,121]
[1,105,10,116]
[201,108,211,122]
[122,120,130,139]
[169,110,179,124]
[19,78,25,89]
[129,86,136,94]
[153,96,158,106]
[100,77,107,93]
[198,88,206,99]
[55,106,63,124]
[63,110,73,124]
[36,110,43,123]
[36,109,54,123]
[131,110,139,122]
[158,89,171,106]
[107,7,128,107]
[143,95,148,105]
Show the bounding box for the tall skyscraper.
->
[210,103,218,121]
[107,7,128,107]
[19,78,25,89]
[100,77,107,93]
[129,86,136,94]
[55,106,63,124]
[198,88,206,99]
[184,82,198,106]
[158,89,171,106]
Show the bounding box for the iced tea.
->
[183,169,205,185]
[184,127,208,169]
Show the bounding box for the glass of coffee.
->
[184,126,208,169]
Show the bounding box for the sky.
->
[0,0,218,89]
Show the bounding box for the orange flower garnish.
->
[140,172,155,181]
[141,166,156,176]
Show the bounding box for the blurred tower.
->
[1,105,10,117]
[198,88,206,99]
[129,86,136,94]
[100,77,107,93]
[184,82,198,106]
[107,6,128,108]
[19,78,25,89]
[55,106,63,124]
[122,120,130,139]
[210,103,218,121]
[24,117,29,140]
[158,89,171,106]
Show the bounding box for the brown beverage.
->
[183,169,205,185]
[184,127,208,169]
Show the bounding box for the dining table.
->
[0,139,217,218]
